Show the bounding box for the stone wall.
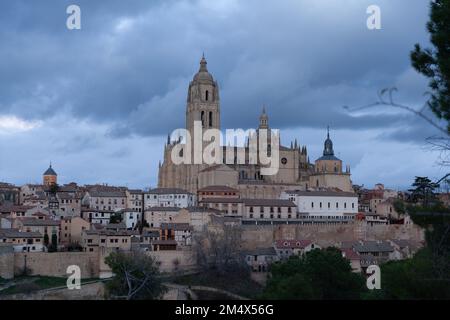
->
[14,252,99,279]
[0,245,14,279]
[148,250,196,273]
[240,222,425,249]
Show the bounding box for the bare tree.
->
[105,251,165,300]
[193,224,247,275]
[344,87,450,167]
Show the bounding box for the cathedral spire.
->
[259,106,269,129]
[199,53,208,72]
[323,126,334,156]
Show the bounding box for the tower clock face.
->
[281,157,287,165]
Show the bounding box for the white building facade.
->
[281,190,358,217]
[144,188,196,209]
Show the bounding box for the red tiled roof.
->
[341,248,360,260]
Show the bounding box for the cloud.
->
[0,115,41,134]
[0,0,443,189]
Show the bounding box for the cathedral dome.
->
[317,127,340,161]
[323,136,333,156]
[193,55,214,83]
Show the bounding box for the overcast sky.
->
[0,0,445,190]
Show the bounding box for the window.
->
[260,207,264,213]
[209,112,213,127]
[336,202,339,208]
[328,202,330,209]
[205,90,209,101]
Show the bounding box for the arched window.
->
[201,111,205,127]
[209,111,213,127]
[205,90,209,101]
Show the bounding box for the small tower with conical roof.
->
[43,163,57,186]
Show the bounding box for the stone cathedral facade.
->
[158,56,352,198]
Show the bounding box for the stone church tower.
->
[186,54,220,133]
[159,55,221,193]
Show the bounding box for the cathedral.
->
[158,56,352,198]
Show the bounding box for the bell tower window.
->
[201,111,205,127]
[205,90,209,101]
[209,112,213,127]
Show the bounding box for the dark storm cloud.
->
[0,0,436,143]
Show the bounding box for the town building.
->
[244,247,279,272]
[274,240,320,260]
[81,228,139,253]
[126,189,144,213]
[242,199,297,222]
[160,223,193,247]
[144,188,195,209]
[197,185,240,201]
[0,229,44,252]
[144,207,180,228]
[82,190,127,211]
[281,190,358,220]
[0,183,19,206]
[60,216,91,245]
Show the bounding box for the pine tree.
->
[411,0,450,131]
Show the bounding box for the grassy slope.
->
[0,276,99,296]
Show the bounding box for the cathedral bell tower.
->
[186,54,220,134]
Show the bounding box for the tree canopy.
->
[261,248,366,300]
